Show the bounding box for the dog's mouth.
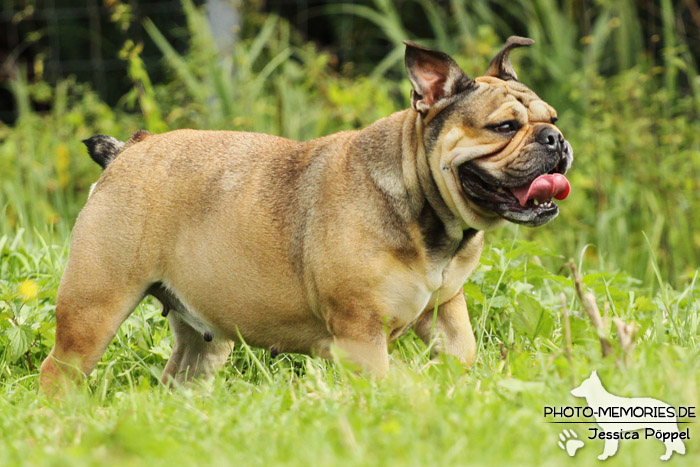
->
[458,159,570,227]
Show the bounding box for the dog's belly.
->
[160,211,331,354]
[162,274,331,354]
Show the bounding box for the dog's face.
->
[405,37,573,229]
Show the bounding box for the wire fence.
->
[0,0,369,122]
[0,0,190,121]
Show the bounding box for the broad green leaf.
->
[6,325,33,363]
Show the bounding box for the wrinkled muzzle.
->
[456,128,573,227]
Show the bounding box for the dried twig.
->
[559,293,573,368]
[584,293,614,358]
[565,260,638,363]
[567,260,613,358]
[603,301,610,329]
[613,317,635,354]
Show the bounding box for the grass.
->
[1,0,699,464]
[1,355,698,466]
[1,230,698,465]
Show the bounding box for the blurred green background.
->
[1,0,699,287]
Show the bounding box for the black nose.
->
[536,126,564,152]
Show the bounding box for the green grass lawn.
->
[2,353,698,466]
[1,231,697,466]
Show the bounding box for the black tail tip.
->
[83,135,124,169]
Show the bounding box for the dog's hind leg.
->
[160,312,232,385]
[39,199,159,397]
[148,284,232,385]
[39,273,148,397]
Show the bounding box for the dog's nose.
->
[536,126,564,152]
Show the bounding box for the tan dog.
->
[40,37,572,394]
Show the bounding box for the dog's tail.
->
[82,135,125,169]
[82,130,152,169]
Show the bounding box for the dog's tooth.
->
[534,199,539,206]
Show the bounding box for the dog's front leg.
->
[413,292,476,367]
[325,309,389,377]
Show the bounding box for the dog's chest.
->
[426,229,484,302]
[383,230,484,335]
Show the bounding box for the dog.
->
[40,37,573,394]
[571,371,686,460]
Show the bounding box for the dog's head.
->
[570,370,601,398]
[405,37,573,229]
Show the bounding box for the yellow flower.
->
[18,280,39,301]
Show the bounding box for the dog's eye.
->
[489,121,519,134]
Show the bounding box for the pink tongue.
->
[510,173,571,207]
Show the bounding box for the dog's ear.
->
[485,36,534,81]
[404,41,472,114]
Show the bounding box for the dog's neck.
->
[354,109,475,259]
[409,111,469,239]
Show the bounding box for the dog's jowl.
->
[40,37,573,394]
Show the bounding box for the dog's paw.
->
[557,429,584,457]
